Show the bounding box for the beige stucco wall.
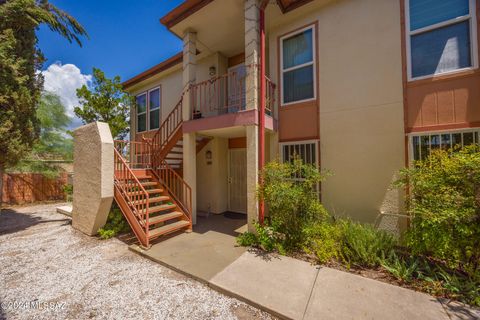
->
[267,0,405,223]
[128,52,230,138]
[196,137,229,214]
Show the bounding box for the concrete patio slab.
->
[210,251,318,320]
[439,299,480,320]
[56,205,72,217]
[303,267,449,320]
[130,213,247,282]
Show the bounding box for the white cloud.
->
[42,62,92,130]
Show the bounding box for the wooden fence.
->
[1,173,68,205]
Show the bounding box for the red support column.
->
[258,5,266,225]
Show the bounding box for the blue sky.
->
[38,0,184,80]
[37,0,184,129]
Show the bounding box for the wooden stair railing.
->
[149,99,183,170]
[113,145,151,247]
[153,159,192,221]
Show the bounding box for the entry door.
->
[228,148,247,214]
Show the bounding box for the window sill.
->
[280,99,318,110]
[407,68,480,87]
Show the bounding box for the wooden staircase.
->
[113,98,194,248]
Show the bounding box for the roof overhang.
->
[122,52,183,90]
[160,0,315,31]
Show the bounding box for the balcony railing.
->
[189,65,276,120]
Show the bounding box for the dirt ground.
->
[0,203,274,320]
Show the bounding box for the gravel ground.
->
[0,203,274,320]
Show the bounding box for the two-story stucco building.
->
[113,0,480,247]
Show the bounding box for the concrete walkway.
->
[131,214,480,320]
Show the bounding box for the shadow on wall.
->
[0,208,70,236]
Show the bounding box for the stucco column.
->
[182,31,198,224]
[245,0,261,231]
[72,122,114,235]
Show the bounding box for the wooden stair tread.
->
[134,175,153,180]
[149,220,190,238]
[126,188,163,196]
[130,196,170,205]
[141,181,158,187]
[149,203,177,214]
[146,211,183,225]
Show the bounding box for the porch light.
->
[209,66,216,77]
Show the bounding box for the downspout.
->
[258,3,267,225]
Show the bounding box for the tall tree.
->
[0,0,86,205]
[13,92,73,177]
[74,68,132,139]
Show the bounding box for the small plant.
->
[63,184,73,202]
[339,219,396,268]
[382,252,419,283]
[97,204,130,239]
[236,232,258,247]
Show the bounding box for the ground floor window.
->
[280,140,320,197]
[280,140,318,167]
[409,128,480,161]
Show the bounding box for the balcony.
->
[183,65,277,135]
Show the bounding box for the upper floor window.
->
[149,88,160,130]
[410,128,480,161]
[406,0,478,80]
[136,87,161,133]
[280,25,316,105]
[136,94,147,133]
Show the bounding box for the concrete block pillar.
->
[182,30,198,224]
[72,122,114,235]
[245,0,261,231]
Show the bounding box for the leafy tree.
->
[34,92,72,159]
[9,92,73,178]
[0,0,86,205]
[74,68,132,139]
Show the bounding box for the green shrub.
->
[63,184,73,202]
[396,146,480,273]
[97,204,130,239]
[236,232,258,247]
[258,159,329,250]
[339,219,397,268]
[382,252,419,283]
[303,221,342,263]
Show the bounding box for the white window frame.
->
[408,127,480,163]
[136,91,147,133]
[280,24,317,106]
[279,140,319,168]
[148,86,161,130]
[405,0,478,81]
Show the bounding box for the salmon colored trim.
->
[407,122,480,133]
[160,0,214,29]
[123,53,182,89]
[276,0,315,13]
[182,110,277,133]
[228,53,245,67]
[277,21,320,142]
[228,137,246,149]
[279,136,319,143]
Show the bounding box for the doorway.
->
[228,148,247,214]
